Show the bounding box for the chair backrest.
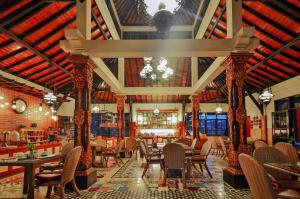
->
[254,140,268,149]
[61,142,74,155]
[117,139,125,154]
[191,138,197,149]
[218,137,227,154]
[61,146,82,184]
[253,147,288,165]
[200,141,212,157]
[163,143,185,169]
[125,138,137,151]
[239,154,276,199]
[274,142,298,163]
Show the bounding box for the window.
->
[199,113,228,136]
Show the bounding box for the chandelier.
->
[259,65,273,104]
[140,57,173,81]
[259,89,273,104]
[215,106,223,114]
[43,92,57,104]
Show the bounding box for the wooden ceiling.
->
[0,0,299,104]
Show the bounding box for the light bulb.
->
[4,102,9,106]
[0,96,4,100]
[39,103,43,112]
[216,106,223,114]
[151,74,157,80]
[160,58,168,66]
[0,104,4,108]
[162,73,168,79]
[12,101,16,109]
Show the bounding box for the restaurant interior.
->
[0,0,300,198]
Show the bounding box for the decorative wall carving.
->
[69,55,95,171]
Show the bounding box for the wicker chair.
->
[139,140,163,178]
[163,143,188,187]
[254,140,268,149]
[125,137,138,158]
[239,153,300,199]
[35,146,82,199]
[274,142,298,164]
[191,141,212,178]
[254,147,300,190]
[103,139,125,167]
[40,143,74,172]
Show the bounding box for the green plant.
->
[288,136,294,144]
[166,137,172,144]
[134,136,141,142]
[27,143,35,152]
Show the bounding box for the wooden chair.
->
[191,141,212,178]
[239,153,300,199]
[125,137,138,158]
[218,137,227,160]
[103,139,125,167]
[94,139,107,165]
[40,143,74,172]
[274,142,298,164]
[254,140,268,149]
[139,141,163,178]
[163,143,188,187]
[35,146,82,199]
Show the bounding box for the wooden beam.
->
[246,89,263,115]
[191,57,198,86]
[91,57,123,94]
[0,26,73,77]
[122,25,193,32]
[247,36,300,73]
[195,0,220,39]
[207,5,226,39]
[91,10,108,40]
[61,39,235,57]
[192,57,226,94]
[76,0,91,40]
[0,69,51,93]
[118,58,125,86]
[123,87,192,95]
[95,0,120,40]
[226,0,243,38]
[0,1,47,27]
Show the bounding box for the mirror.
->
[12,98,27,114]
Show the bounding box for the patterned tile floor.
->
[0,155,251,199]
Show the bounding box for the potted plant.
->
[27,143,35,158]
[166,137,172,144]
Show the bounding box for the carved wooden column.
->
[190,95,200,140]
[68,55,96,189]
[116,95,126,139]
[222,52,252,188]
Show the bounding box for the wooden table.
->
[156,143,193,151]
[264,163,300,181]
[0,154,64,199]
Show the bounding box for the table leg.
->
[26,164,35,199]
[23,167,28,195]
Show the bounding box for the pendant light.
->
[259,65,273,104]
[39,103,43,112]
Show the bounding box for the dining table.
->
[264,162,300,181]
[0,154,64,199]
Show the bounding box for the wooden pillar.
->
[116,95,126,139]
[190,95,200,140]
[222,52,252,188]
[68,54,96,189]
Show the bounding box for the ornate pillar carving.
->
[68,55,96,188]
[190,95,200,140]
[116,95,126,139]
[223,52,252,188]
